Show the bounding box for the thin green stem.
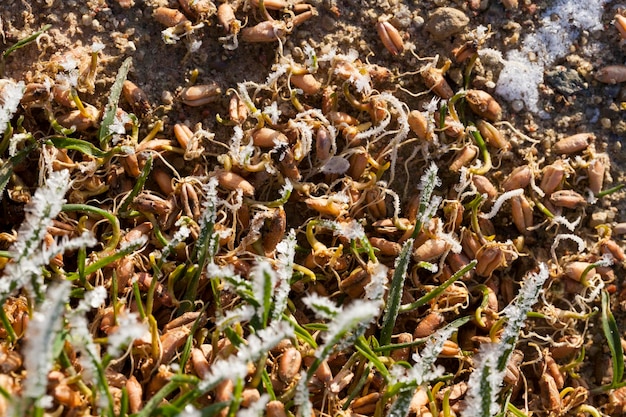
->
[62,204,121,253]
[400,260,477,313]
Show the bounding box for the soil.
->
[1,0,626,415]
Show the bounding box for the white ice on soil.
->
[494,0,610,114]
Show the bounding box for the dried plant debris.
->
[0,0,625,416]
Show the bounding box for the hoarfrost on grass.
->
[302,293,341,319]
[391,324,458,387]
[198,321,293,391]
[107,312,148,357]
[462,343,505,417]
[0,169,73,300]
[22,282,71,401]
[0,80,25,135]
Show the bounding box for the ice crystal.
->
[462,343,505,417]
[237,394,269,417]
[22,282,70,401]
[0,170,73,300]
[0,80,25,135]
[302,293,341,319]
[364,262,389,303]
[480,188,524,220]
[107,312,148,357]
[198,321,293,391]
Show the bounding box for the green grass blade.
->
[601,290,624,387]
[380,238,413,347]
[47,136,108,158]
[2,24,51,58]
[386,386,415,417]
[0,141,36,202]
[117,153,152,214]
[99,57,132,147]
[400,260,477,313]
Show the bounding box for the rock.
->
[545,67,587,96]
[424,7,469,42]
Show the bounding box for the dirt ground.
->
[2,0,626,415]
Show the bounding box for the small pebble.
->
[589,211,608,228]
[511,100,524,112]
[424,7,469,42]
[613,222,626,235]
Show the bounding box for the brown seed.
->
[228,93,248,124]
[133,193,174,216]
[539,373,562,411]
[422,66,454,99]
[217,3,240,34]
[328,110,359,126]
[408,110,431,141]
[340,267,371,298]
[291,73,321,95]
[249,0,289,9]
[57,104,100,132]
[154,7,189,27]
[440,340,460,356]
[304,197,346,217]
[376,20,404,56]
[476,119,510,151]
[472,175,498,200]
[241,21,286,42]
[564,261,595,282]
[352,392,380,414]
[588,159,605,195]
[413,238,451,262]
[114,256,134,292]
[179,0,215,19]
[191,347,210,379]
[126,375,143,413]
[414,312,444,338]
[53,383,82,408]
[123,80,151,117]
[173,123,193,149]
[511,195,533,234]
[214,170,255,196]
[549,190,586,209]
[391,333,412,362]
[595,65,626,84]
[545,354,564,390]
[601,239,625,262]
[241,388,261,407]
[466,89,502,121]
[153,167,175,196]
[181,83,222,106]
[553,133,592,154]
[266,400,288,417]
[502,165,531,191]
[252,127,289,148]
[540,160,565,195]
[0,347,22,373]
[160,326,191,364]
[475,245,504,277]
[315,126,333,161]
[450,146,478,172]
[278,347,302,384]
[370,236,402,256]
[348,151,368,179]
[501,0,518,9]
[263,207,287,256]
[615,14,626,39]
